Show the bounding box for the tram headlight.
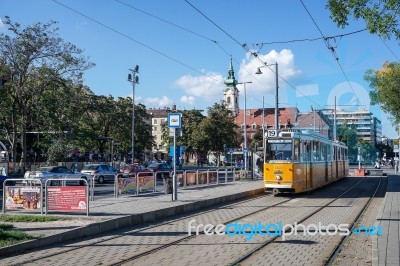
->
[275,175,282,180]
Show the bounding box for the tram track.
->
[228,175,382,266]
[1,176,373,266]
[110,194,294,266]
[112,176,365,266]
[1,190,292,265]
[324,175,383,265]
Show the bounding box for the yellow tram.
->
[263,129,349,195]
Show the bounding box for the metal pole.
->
[262,96,265,144]
[173,128,177,201]
[274,63,279,130]
[334,96,337,141]
[238,81,252,174]
[128,66,139,164]
[244,83,247,172]
[131,76,135,163]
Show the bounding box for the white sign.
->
[168,113,182,128]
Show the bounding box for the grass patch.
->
[0,214,72,223]
[0,223,36,247]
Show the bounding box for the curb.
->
[0,187,265,256]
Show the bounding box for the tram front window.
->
[266,142,293,162]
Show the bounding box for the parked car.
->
[119,164,151,177]
[0,175,15,189]
[147,163,173,172]
[23,166,89,186]
[80,164,119,184]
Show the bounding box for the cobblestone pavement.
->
[333,176,387,266]
[0,190,287,265]
[0,176,383,266]
[121,177,364,266]
[375,174,400,266]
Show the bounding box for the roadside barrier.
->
[2,177,89,216]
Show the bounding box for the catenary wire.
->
[50,0,222,84]
[184,0,325,109]
[299,0,362,107]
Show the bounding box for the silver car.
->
[24,166,89,186]
[80,164,119,184]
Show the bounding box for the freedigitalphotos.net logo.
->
[187,219,383,241]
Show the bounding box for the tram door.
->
[303,141,312,190]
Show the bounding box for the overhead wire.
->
[116,0,368,109]
[184,0,324,109]
[49,0,222,84]
[299,0,363,108]
[379,37,400,62]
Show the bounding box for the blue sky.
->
[1,0,399,137]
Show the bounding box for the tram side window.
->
[312,141,321,162]
[293,139,300,162]
[327,144,332,162]
[301,141,311,162]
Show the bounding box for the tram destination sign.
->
[267,139,292,143]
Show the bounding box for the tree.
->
[365,62,400,123]
[192,102,240,166]
[337,123,358,161]
[327,0,400,39]
[0,17,94,169]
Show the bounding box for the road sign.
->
[243,148,249,153]
[229,148,234,153]
[167,113,182,128]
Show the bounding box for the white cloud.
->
[173,72,225,101]
[238,49,301,96]
[141,96,173,107]
[180,95,195,105]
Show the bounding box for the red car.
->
[119,164,150,177]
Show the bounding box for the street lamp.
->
[238,81,252,173]
[255,62,279,130]
[128,65,139,164]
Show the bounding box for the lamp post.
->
[255,62,279,130]
[128,65,139,164]
[238,81,252,173]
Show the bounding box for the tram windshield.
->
[265,140,293,162]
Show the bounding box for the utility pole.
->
[128,65,139,163]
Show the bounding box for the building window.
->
[252,123,257,130]
[153,119,158,124]
[153,126,157,131]
[227,96,231,104]
[160,119,165,124]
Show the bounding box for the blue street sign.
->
[243,148,249,153]
[229,148,234,153]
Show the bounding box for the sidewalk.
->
[0,180,264,256]
[373,173,400,266]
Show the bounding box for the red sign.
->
[47,186,87,211]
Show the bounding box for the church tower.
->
[223,58,239,116]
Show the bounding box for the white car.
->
[24,166,89,186]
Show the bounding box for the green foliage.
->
[327,0,400,39]
[0,17,94,165]
[0,224,35,247]
[46,138,69,164]
[0,214,70,222]
[365,62,400,123]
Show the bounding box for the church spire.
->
[223,57,239,117]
